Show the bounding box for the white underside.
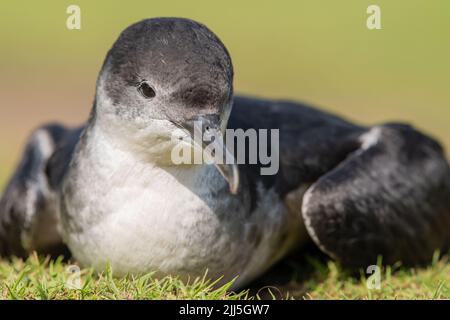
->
[60,121,308,288]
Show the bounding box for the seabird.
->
[1,18,450,289]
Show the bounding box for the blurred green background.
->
[1,0,449,189]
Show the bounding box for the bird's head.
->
[94,17,238,193]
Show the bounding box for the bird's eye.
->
[138,82,156,99]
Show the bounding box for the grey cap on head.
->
[97,17,234,124]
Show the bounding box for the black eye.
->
[138,82,156,99]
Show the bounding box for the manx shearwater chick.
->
[1,17,450,289]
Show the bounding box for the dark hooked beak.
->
[181,114,239,194]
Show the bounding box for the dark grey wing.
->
[0,123,83,257]
[230,96,450,268]
[228,95,365,201]
[302,123,450,268]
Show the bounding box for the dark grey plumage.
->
[1,17,449,273]
[0,124,78,257]
[229,96,450,267]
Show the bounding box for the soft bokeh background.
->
[1,0,449,189]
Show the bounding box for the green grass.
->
[0,253,449,300]
[295,255,450,299]
[0,254,247,300]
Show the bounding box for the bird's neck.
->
[69,118,221,192]
[85,111,184,164]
